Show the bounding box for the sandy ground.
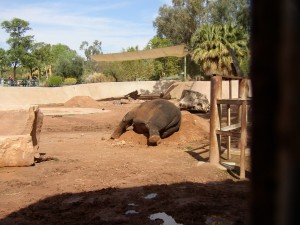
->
[0,97,250,225]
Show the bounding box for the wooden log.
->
[239,101,247,179]
[209,75,222,165]
[227,79,232,159]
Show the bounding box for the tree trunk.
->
[13,65,17,80]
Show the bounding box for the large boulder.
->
[177,89,210,113]
[0,105,43,167]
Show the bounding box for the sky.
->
[0,0,172,56]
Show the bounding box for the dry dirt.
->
[0,96,251,225]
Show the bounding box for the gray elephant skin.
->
[111,99,181,145]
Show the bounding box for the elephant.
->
[111,99,181,145]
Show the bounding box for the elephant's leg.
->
[161,117,181,138]
[147,123,161,145]
[111,111,134,139]
[161,121,181,138]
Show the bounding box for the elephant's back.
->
[140,98,177,111]
[134,99,180,122]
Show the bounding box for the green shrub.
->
[84,73,115,83]
[63,77,77,85]
[45,75,63,87]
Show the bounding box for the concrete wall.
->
[0,80,247,105]
[165,80,242,101]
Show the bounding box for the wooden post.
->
[227,79,232,159]
[184,56,187,81]
[238,79,249,179]
[209,75,222,165]
[238,79,249,121]
[239,79,249,99]
[239,100,247,179]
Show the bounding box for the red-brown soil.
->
[0,98,250,225]
[64,96,101,108]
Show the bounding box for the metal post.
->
[209,75,222,165]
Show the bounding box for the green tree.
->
[153,0,250,43]
[101,46,155,82]
[191,23,249,76]
[152,0,250,78]
[153,0,205,46]
[55,55,84,80]
[118,46,155,81]
[1,18,34,79]
[51,44,84,80]
[31,42,52,78]
[146,37,181,79]
[21,51,38,77]
[21,42,52,78]
[205,0,250,32]
[80,40,103,75]
[80,40,102,60]
[0,48,9,78]
[101,62,122,82]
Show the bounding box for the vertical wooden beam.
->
[227,79,232,159]
[238,79,249,124]
[239,100,247,179]
[209,75,222,165]
[238,79,249,179]
[239,79,249,99]
[184,56,187,81]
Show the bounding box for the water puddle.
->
[144,193,157,199]
[149,212,183,225]
[125,210,139,215]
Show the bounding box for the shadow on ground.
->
[0,181,249,225]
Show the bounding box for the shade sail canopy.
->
[91,44,189,62]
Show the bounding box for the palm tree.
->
[191,23,249,76]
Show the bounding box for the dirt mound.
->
[118,111,209,145]
[64,96,100,108]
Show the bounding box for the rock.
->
[0,105,43,167]
[0,135,35,166]
[177,90,210,112]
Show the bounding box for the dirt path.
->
[0,100,250,225]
